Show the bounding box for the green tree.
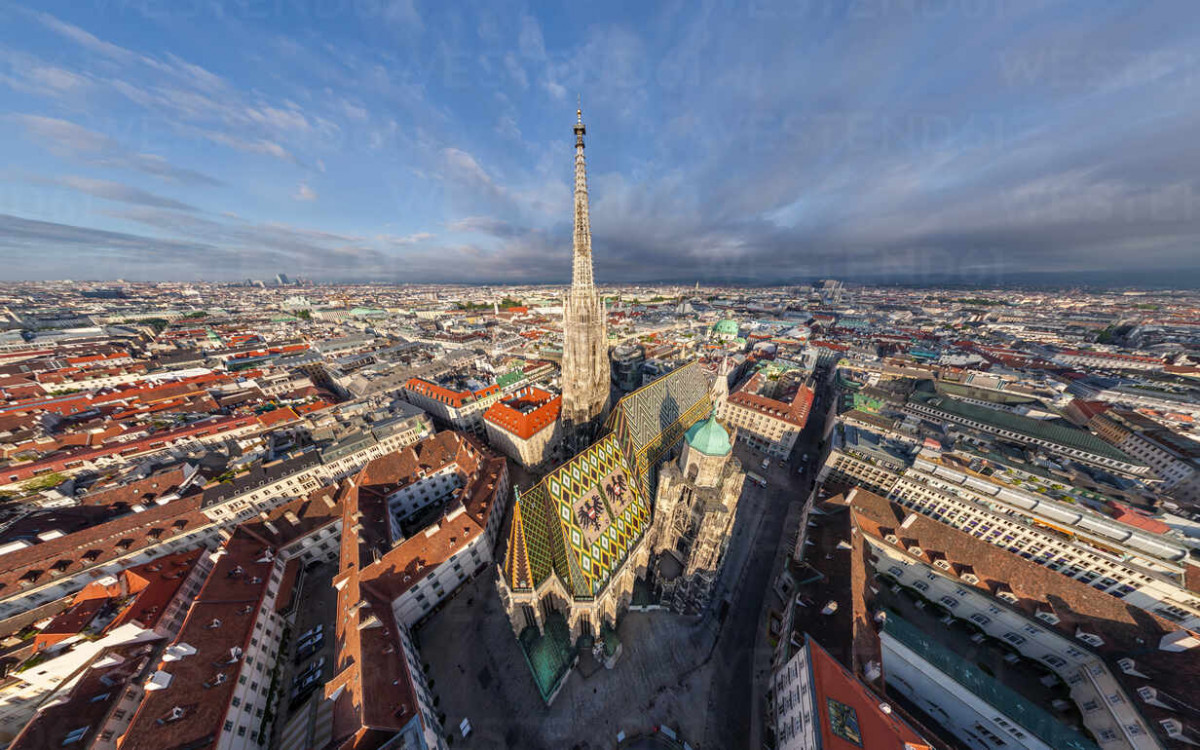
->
[22,472,67,491]
[135,318,169,333]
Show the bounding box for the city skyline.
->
[2,1,1200,285]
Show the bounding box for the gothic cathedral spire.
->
[560,106,610,451]
[572,107,594,290]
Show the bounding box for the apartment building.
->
[482,386,562,467]
[888,461,1200,630]
[118,530,292,750]
[851,489,1166,749]
[344,431,509,628]
[1090,411,1200,506]
[719,371,814,459]
[0,410,428,624]
[0,549,209,739]
[325,431,509,750]
[402,377,501,437]
[880,613,1107,750]
[905,388,1148,477]
[1054,350,1163,372]
[817,425,912,495]
[772,633,934,750]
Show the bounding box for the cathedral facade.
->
[498,362,713,643]
[650,412,746,614]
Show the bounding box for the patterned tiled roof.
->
[606,360,712,498]
[507,434,647,597]
[504,362,712,600]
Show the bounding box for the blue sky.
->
[1,0,1199,284]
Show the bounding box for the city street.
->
[705,373,832,750]
[271,562,338,750]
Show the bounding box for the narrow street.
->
[704,373,832,749]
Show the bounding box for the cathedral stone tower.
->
[560,108,610,450]
[651,412,746,614]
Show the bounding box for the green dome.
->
[685,413,732,456]
[711,319,739,335]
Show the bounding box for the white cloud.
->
[50,176,198,211]
[293,182,318,202]
[8,114,221,186]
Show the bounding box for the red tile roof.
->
[9,641,157,750]
[238,486,342,550]
[727,373,815,427]
[0,494,208,602]
[482,386,561,440]
[118,531,279,750]
[403,377,499,409]
[108,548,205,633]
[808,635,932,749]
[327,432,507,750]
[1107,502,1171,534]
[79,468,194,508]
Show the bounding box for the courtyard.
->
[416,571,722,749]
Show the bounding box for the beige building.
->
[719,371,815,458]
[483,386,562,468]
[1090,410,1200,505]
[402,377,501,437]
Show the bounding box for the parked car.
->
[292,657,325,687]
[290,672,323,708]
[295,634,324,664]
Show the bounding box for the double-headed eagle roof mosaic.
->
[504,362,712,599]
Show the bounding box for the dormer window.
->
[1077,631,1105,648]
[997,591,1019,603]
[1035,611,1060,625]
[934,559,951,570]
